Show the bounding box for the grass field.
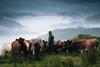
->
[0,52,83,67]
[0,52,100,67]
[1,51,100,67]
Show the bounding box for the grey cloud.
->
[85,13,100,24]
[55,0,100,3]
[0,0,100,29]
[0,17,23,28]
[0,12,37,18]
[0,0,100,17]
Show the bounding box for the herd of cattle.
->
[12,37,99,57]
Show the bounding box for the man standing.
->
[48,31,54,54]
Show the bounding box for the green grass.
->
[0,52,100,67]
[0,52,82,67]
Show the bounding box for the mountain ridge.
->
[41,27,100,40]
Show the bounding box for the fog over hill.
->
[41,28,100,40]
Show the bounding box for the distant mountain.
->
[41,28,100,40]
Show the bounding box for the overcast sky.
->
[0,0,100,36]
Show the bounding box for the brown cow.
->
[42,40,48,54]
[12,38,44,56]
[12,39,20,54]
[12,38,28,55]
[72,39,98,53]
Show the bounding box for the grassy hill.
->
[73,34,100,40]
